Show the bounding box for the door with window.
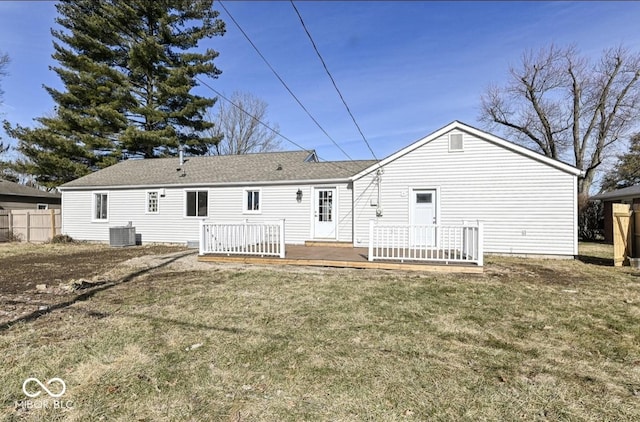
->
[411,189,437,247]
[314,188,336,239]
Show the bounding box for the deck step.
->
[304,240,353,248]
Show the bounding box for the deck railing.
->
[200,219,285,258]
[368,220,484,266]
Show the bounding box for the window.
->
[244,189,260,213]
[147,191,159,213]
[449,133,463,151]
[416,193,432,204]
[186,190,208,217]
[94,193,108,221]
[36,203,48,210]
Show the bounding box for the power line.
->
[217,0,355,162]
[290,0,379,162]
[195,76,363,174]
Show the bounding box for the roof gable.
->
[351,121,583,180]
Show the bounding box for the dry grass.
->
[1,242,639,421]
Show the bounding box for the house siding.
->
[61,182,353,244]
[353,130,577,256]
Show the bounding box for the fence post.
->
[279,219,286,258]
[50,209,56,240]
[8,211,13,238]
[199,219,205,255]
[26,211,30,243]
[477,222,484,267]
[368,220,375,262]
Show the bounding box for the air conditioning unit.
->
[109,226,136,247]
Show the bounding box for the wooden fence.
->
[0,209,61,243]
[613,203,640,266]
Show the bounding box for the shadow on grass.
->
[0,250,196,332]
[576,255,614,267]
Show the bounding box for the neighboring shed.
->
[0,179,61,210]
[591,185,640,243]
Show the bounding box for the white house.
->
[59,121,582,258]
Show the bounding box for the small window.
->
[147,191,159,213]
[416,193,432,204]
[245,189,260,213]
[94,193,108,221]
[449,133,463,151]
[186,190,208,217]
[37,203,48,210]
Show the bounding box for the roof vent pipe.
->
[178,144,184,167]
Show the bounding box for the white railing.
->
[368,220,484,266]
[200,219,285,258]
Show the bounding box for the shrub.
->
[50,234,74,244]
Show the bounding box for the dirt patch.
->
[0,244,191,327]
[0,243,188,295]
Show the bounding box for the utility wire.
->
[290,0,379,162]
[217,0,354,162]
[195,76,365,174]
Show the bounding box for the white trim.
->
[351,121,583,181]
[58,177,353,191]
[573,176,578,256]
[243,188,262,214]
[91,191,109,222]
[183,189,209,218]
[145,190,160,214]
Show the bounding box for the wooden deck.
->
[198,245,483,273]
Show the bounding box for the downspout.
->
[376,167,384,217]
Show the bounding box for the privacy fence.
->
[0,209,61,243]
[613,203,640,266]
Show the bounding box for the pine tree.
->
[601,133,640,191]
[4,0,224,188]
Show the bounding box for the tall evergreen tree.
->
[601,133,640,191]
[4,0,224,188]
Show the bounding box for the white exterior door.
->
[314,188,336,239]
[412,189,436,247]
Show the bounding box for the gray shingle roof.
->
[591,185,640,201]
[59,151,377,189]
[0,179,61,198]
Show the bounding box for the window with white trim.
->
[244,189,261,213]
[449,133,464,151]
[94,193,108,221]
[147,191,159,213]
[185,190,208,217]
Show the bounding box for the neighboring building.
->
[0,179,61,210]
[58,121,582,257]
[591,185,640,244]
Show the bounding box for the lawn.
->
[1,242,639,421]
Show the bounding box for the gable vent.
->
[449,133,463,152]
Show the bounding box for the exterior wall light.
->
[296,189,303,203]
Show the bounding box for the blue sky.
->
[0,1,638,162]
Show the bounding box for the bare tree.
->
[0,51,8,104]
[480,45,640,197]
[209,91,281,155]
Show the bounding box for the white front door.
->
[314,188,336,239]
[412,189,436,247]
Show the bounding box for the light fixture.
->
[296,189,303,203]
